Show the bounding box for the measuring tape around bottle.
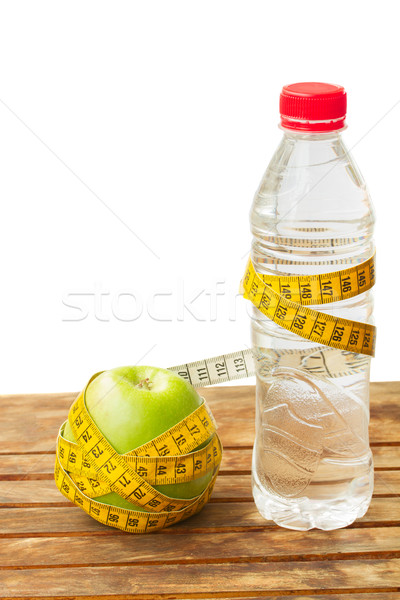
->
[55,254,376,532]
[240,254,376,357]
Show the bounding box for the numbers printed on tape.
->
[58,425,222,486]
[170,350,253,387]
[55,454,219,533]
[240,255,376,357]
[130,402,216,457]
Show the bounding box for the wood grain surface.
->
[0,382,399,598]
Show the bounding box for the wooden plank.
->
[0,392,70,453]
[369,382,400,444]
[141,592,400,600]
[214,472,400,499]
[0,454,55,478]
[1,471,399,507]
[1,382,399,453]
[1,559,399,597]
[167,596,400,600]
[1,498,399,537]
[177,496,400,531]
[371,446,400,470]
[1,527,400,568]
[183,596,400,600]
[214,446,400,472]
[163,592,400,600]
[2,446,398,478]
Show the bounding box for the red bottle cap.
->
[280,82,347,132]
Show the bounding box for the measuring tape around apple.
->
[55,253,375,532]
[55,380,222,533]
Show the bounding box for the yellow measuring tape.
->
[57,425,220,487]
[240,254,376,357]
[55,374,222,533]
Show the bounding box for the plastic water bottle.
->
[250,82,375,531]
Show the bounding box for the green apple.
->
[63,365,213,511]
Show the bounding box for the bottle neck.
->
[276,126,348,169]
[280,127,345,143]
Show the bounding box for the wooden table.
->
[0,383,399,598]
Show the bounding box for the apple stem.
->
[136,378,153,390]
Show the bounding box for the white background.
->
[0,1,399,394]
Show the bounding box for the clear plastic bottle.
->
[250,82,375,531]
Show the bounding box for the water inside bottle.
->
[250,128,375,530]
[252,357,373,530]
